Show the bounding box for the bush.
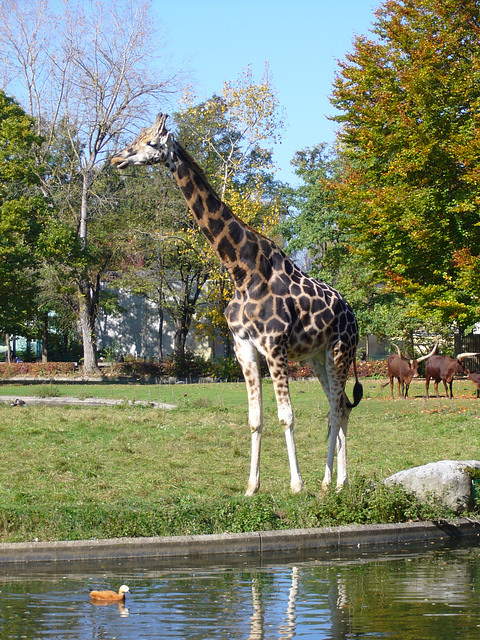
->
[0,362,76,379]
[113,361,163,378]
[0,478,456,542]
[169,349,214,378]
[209,357,244,380]
[288,362,314,379]
[353,359,388,378]
[0,354,389,382]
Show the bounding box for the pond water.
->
[0,542,479,639]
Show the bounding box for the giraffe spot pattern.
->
[218,236,237,264]
[240,240,259,265]
[208,217,225,237]
[258,254,273,281]
[206,194,221,213]
[191,195,204,219]
[231,265,247,287]
[224,249,359,370]
[180,180,194,200]
[177,164,189,180]
[229,220,245,245]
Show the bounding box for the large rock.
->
[384,460,480,514]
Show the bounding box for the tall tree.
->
[330,0,480,330]
[0,0,183,370]
[283,142,443,346]
[0,91,49,355]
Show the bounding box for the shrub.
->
[0,354,389,382]
[169,349,214,378]
[210,357,244,380]
[114,361,163,378]
[288,362,314,379]
[353,359,388,378]
[0,362,76,379]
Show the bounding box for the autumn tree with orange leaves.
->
[331,0,480,330]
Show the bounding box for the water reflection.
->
[249,566,299,639]
[0,543,479,639]
[90,599,129,617]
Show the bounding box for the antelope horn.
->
[392,343,402,357]
[416,337,439,363]
[456,352,480,361]
[392,342,414,364]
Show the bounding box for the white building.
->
[96,288,227,361]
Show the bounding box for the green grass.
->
[0,377,479,542]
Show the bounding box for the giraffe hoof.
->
[291,480,303,494]
[245,484,259,497]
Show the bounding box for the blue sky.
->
[153,0,381,185]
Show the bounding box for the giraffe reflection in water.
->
[246,566,299,640]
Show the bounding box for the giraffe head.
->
[111,113,175,170]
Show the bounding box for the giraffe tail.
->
[345,360,363,409]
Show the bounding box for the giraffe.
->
[111,113,363,496]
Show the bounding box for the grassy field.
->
[0,376,479,542]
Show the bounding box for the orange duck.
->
[90,585,130,602]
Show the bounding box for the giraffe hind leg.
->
[323,397,350,491]
[310,356,351,491]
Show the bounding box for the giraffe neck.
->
[168,143,268,288]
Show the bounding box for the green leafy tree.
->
[330,0,480,330]
[282,144,344,281]
[0,91,49,356]
[283,142,436,348]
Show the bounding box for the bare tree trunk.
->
[77,169,98,373]
[173,323,188,362]
[79,170,91,249]
[78,280,97,372]
[157,307,164,362]
[5,334,11,363]
[41,315,48,362]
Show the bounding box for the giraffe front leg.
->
[233,337,263,496]
[285,420,303,494]
[245,368,263,497]
[268,353,303,494]
[247,423,262,497]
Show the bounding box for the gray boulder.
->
[384,460,480,514]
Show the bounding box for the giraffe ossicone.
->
[112,113,363,495]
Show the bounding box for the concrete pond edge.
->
[0,518,479,565]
